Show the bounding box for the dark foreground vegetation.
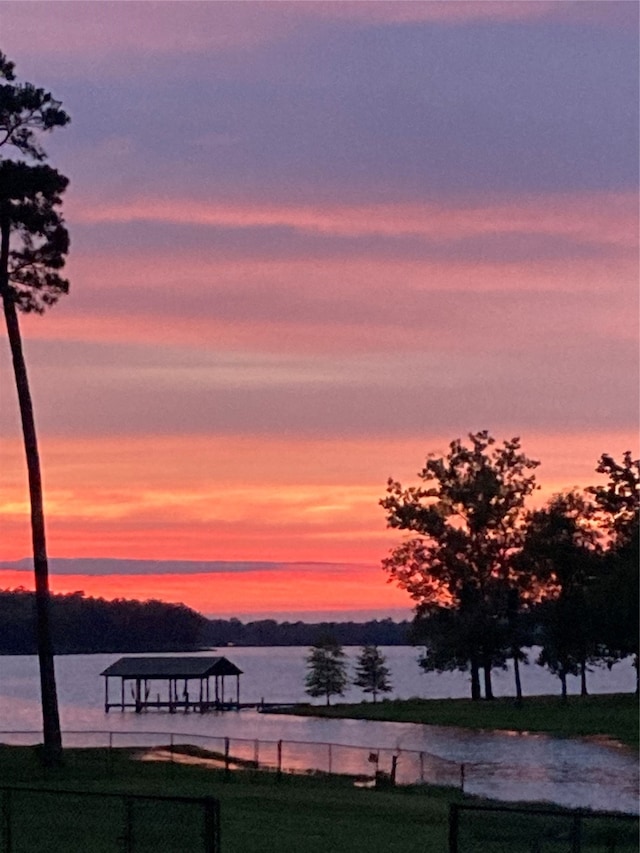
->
[0,746,636,853]
[282,693,639,750]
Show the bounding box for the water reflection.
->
[0,650,636,814]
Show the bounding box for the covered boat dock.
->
[101,656,244,713]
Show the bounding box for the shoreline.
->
[268,692,639,751]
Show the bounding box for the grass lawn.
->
[0,745,461,852]
[0,746,636,852]
[278,693,639,750]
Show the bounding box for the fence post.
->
[419,751,425,783]
[224,737,230,779]
[254,739,259,768]
[3,789,12,853]
[328,743,332,775]
[448,803,459,853]
[460,763,465,793]
[277,740,283,778]
[203,797,221,853]
[571,813,582,853]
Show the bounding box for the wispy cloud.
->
[0,3,635,616]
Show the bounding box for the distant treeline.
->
[203,618,411,647]
[0,589,208,654]
[0,589,411,654]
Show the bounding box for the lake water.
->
[0,647,636,814]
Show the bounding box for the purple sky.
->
[0,2,637,618]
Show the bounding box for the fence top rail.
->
[451,803,640,822]
[0,784,219,807]
[0,729,458,763]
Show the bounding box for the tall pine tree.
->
[0,51,70,765]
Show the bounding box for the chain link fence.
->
[0,728,463,788]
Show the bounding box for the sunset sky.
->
[0,1,637,619]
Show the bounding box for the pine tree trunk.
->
[0,218,62,766]
[512,649,523,705]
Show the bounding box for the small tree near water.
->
[305,639,348,706]
[354,645,392,702]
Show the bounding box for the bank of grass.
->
[0,745,636,852]
[0,745,461,853]
[280,693,639,750]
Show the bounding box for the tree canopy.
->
[381,431,539,700]
[520,490,601,698]
[0,51,69,160]
[382,437,639,700]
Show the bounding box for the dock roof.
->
[101,656,243,679]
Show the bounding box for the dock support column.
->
[120,678,125,713]
[104,676,109,713]
[236,674,240,709]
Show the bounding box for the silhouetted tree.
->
[381,431,539,700]
[521,491,601,700]
[0,51,70,765]
[354,645,392,702]
[589,452,639,692]
[305,638,348,706]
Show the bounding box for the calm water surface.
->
[0,647,636,814]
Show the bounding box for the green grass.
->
[278,692,639,749]
[0,746,459,852]
[0,746,636,852]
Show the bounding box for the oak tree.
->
[381,431,539,700]
[521,491,601,699]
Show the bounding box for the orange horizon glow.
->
[1,430,634,564]
[0,567,412,618]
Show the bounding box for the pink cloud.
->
[69,192,637,248]
[4,1,631,82]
